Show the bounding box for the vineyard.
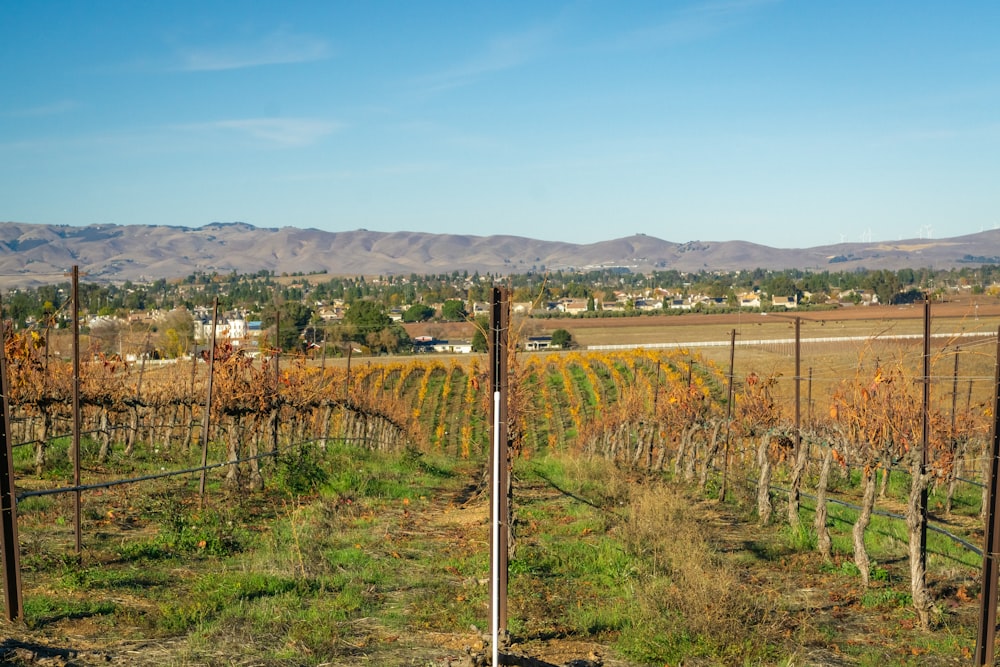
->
[2,305,1000,665]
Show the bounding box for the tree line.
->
[2,264,993,358]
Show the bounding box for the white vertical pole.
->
[491,389,501,667]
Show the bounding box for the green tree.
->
[402,303,435,323]
[471,316,489,353]
[5,291,35,327]
[864,270,900,306]
[764,274,797,297]
[264,302,314,351]
[441,299,468,322]
[551,328,572,349]
[368,323,411,355]
[157,308,195,358]
[344,300,392,342]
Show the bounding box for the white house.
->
[771,295,798,309]
[431,340,474,354]
[556,299,590,315]
[524,336,553,351]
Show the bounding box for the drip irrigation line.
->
[16,451,276,501]
[956,476,986,489]
[14,435,398,502]
[754,478,983,558]
[11,424,150,448]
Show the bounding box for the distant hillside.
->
[0,221,998,288]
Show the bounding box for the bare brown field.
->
[557,299,1000,347]
[404,297,1000,347]
[560,300,1000,420]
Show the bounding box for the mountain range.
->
[1,221,997,288]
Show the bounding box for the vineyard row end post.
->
[719,328,736,504]
[488,285,510,663]
[974,326,1000,665]
[0,293,24,621]
[71,265,82,555]
[199,298,219,505]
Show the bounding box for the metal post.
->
[272,307,280,455]
[189,343,197,393]
[320,329,328,382]
[655,361,661,409]
[719,329,736,503]
[920,300,930,574]
[488,286,509,663]
[490,391,501,667]
[951,348,960,441]
[0,294,24,621]
[807,367,813,426]
[274,308,280,382]
[198,298,219,504]
[71,266,82,555]
[792,317,803,503]
[974,327,1000,665]
[795,317,801,445]
[345,345,353,402]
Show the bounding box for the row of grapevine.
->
[5,318,995,631]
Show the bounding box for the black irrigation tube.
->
[761,479,983,558]
[16,451,277,501]
[956,475,985,489]
[12,424,149,449]
[14,435,397,502]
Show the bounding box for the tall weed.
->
[616,483,787,663]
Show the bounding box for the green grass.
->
[10,436,985,665]
[23,594,118,629]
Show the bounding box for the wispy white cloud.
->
[1,117,342,154]
[611,0,780,49]
[185,117,343,147]
[6,100,81,117]
[282,162,442,182]
[412,24,556,94]
[174,28,330,71]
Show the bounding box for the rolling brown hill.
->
[0,220,997,287]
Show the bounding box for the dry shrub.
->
[618,483,786,660]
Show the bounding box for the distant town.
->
[4,264,996,360]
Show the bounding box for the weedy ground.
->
[0,439,987,666]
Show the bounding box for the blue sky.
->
[2,1,998,248]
